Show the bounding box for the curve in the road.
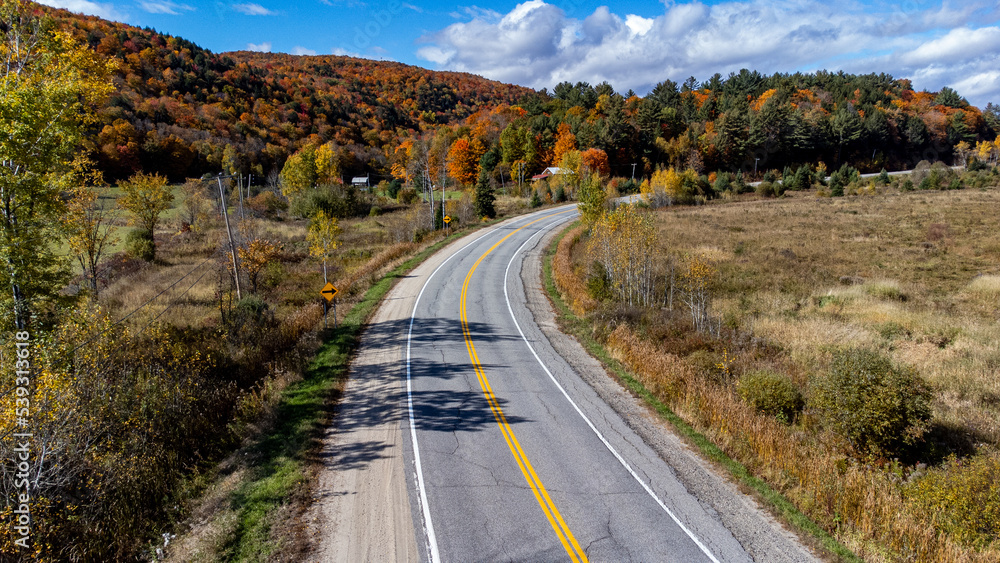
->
[501,216,720,563]
[403,206,754,563]
[459,210,586,563]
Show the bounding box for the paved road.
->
[402,207,752,562]
[309,204,818,562]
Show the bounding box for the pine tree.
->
[474,170,495,219]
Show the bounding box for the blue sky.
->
[39,0,1000,108]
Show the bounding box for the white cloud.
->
[292,46,318,56]
[902,26,1000,66]
[951,70,1000,101]
[417,0,1000,108]
[138,0,194,15]
[33,0,123,20]
[246,41,272,52]
[625,14,654,36]
[233,3,276,16]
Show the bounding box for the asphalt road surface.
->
[404,207,748,562]
[308,205,818,563]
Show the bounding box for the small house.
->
[531,167,573,182]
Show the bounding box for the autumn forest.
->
[47,5,998,192]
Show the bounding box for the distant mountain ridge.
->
[36,2,534,182]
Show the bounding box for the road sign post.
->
[321,282,338,329]
[443,215,451,234]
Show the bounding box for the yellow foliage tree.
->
[587,204,656,307]
[975,139,999,166]
[64,187,118,295]
[314,142,341,185]
[555,149,582,193]
[680,254,716,333]
[641,167,703,207]
[641,167,681,208]
[577,173,607,227]
[279,145,317,197]
[954,140,971,167]
[117,172,174,260]
[307,209,341,283]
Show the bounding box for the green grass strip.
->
[221,226,480,561]
[542,222,860,563]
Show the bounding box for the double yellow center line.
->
[458,209,588,563]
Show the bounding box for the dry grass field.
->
[664,189,1000,447]
[556,183,1000,562]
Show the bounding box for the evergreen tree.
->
[529,189,542,208]
[474,170,495,219]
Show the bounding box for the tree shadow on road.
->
[314,315,530,472]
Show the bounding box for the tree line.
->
[33,2,999,197]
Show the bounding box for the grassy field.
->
[555,182,1000,562]
[661,189,1000,447]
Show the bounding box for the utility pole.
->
[237,174,245,220]
[440,157,447,228]
[427,169,435,229]
[217,175,242,300]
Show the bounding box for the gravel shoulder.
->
[302,277,420,562]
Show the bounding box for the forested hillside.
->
[42,2,1000,187]
[42,4,532,182]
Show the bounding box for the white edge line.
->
[405,208,573,563]
[502,213,722,563]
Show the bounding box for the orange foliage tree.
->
[447,137,484,185]
[581,147,610,177]
[239,238,281,293]
[551,122,577,166]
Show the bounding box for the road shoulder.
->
[302,274,420,562]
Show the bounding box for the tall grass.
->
[551,224,596,315]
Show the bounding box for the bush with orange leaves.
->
[551,224,595,316]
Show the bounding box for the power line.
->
[133,267,212,336]
[69,257,212,354]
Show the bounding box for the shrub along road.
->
[307,206,819,562]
